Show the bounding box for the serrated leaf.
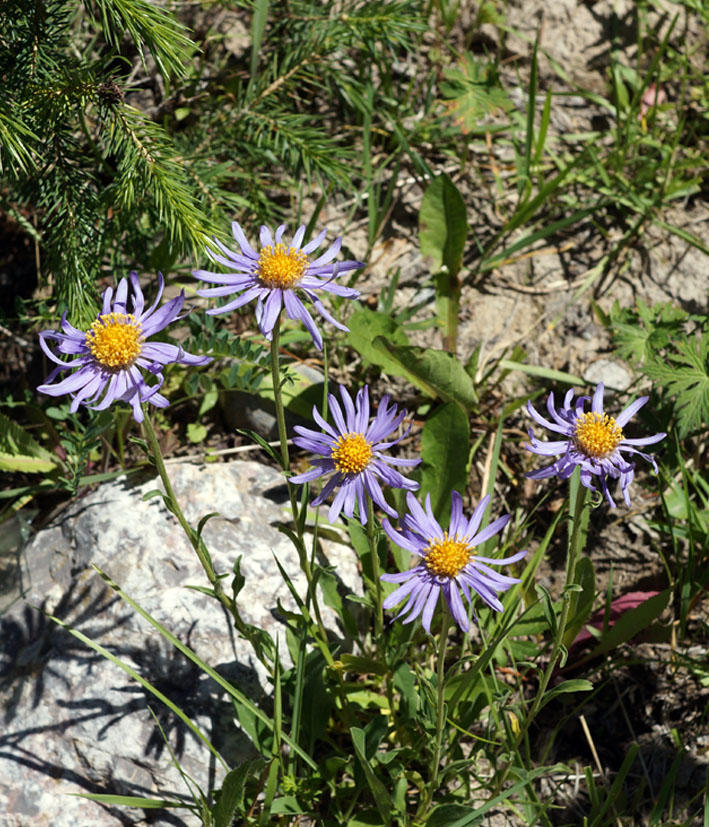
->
[609,300,687,365]
[440,53,512,134]
[372,339,478,410]
[644,333,709,437]
[212,762,257,827]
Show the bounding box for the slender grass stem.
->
[496,470,588,804]
[495,474,589,799]
[525,477,588,726]
[419,610,452,817]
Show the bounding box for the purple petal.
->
[615,395,648,427]
[232,222,258,257]
[591,383,605,415]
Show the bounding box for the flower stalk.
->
[268,318,332,659]
[518,471,589,746]
[419,610,452,818]
[141,411,232,615]
[366,495,384,647]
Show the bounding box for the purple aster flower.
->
[525,382,666,507]
[37,272,211,423]
[290,385,420,525]
[193,222,364,350]
[381,491,526,633]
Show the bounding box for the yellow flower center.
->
[424,532,474,578]
[331,432,373,475]
[86,312,144,369]
[573,412,623,459]
[256,244,309,289]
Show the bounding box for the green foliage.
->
[607,299,688,366]
[419,173,468,350]
[346,307,410,374]
[417,402,470,522]
[0,0,430,320]
[372,339,479,410]
[608,301,709,437]
[0,410,57,473]
[439,52,512,134]
[185,316,270,395]
[88,0,197,78]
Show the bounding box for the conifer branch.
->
[87,0,197,79]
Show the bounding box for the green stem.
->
[367,495,384,645]
[490,474,588,807]
[509,473,589,767]
[268,326,331,654]
[267,325,357,749]
[142,411,231,614]
[420,610,452,817]
[269,325,291,473]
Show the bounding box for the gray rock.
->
[583,359,633,391]
[0,461,360,826]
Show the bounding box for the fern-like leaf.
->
[440,53,512,134]
[644,333,709,438]
[610,300,688,366]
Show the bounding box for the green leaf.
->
[541,679,594,707]
[535,584,559,638]
[440,53,512,134]
[0,411,57,473]
[346,307,410,373]
[0,453,56,473]
[270,796,306,815]
[644,333,709,438]
[212,762,258,827]
[419,402,470,521]
[372,340,478,410]
[392,661,418,721]
[340,653,388,677]
[350,727,392,827]
[609,300,687,366]
[68,794,190,808]
[419,173,467,347]
[497,360,584,386]
[186,423,207,444]
[419,173,468,277]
